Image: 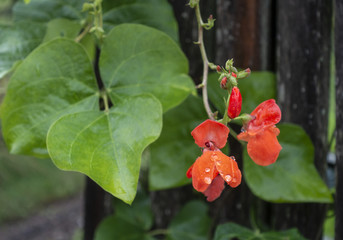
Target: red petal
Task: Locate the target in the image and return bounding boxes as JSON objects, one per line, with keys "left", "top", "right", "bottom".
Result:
{"left": 237, "top": 131, "right": 250, "bottom": 142}
{"left": 214, "top": 151, "right": 242, "bottom": 188}
{"left": 248, "top": 99, "right": 281, "bottom": 133}
{"left": 228, "top": 87, "right": 242, "bottom": 119}
{"left": 203, "top": 175, "right": 225, "bottom": 202}
{"left": 186, "top": 164, "right": 193, "bottom": 178}
{"left": 247, "top": 127, "right": 282, "bottom": 166}
{"left": 191, "top": 151, "right": 218, "bottom": 192}
{"left": 191, "top": 120, "right": 229, "bottom": 149}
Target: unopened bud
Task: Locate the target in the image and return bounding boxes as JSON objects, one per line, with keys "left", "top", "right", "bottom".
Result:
{"left": 216, "top": 65, "right": 221, "bottom": 72}
{"left": 228, "top": 87, "right": 242, "bottom": 119}
{"left": 237, "top": 68, "right": 251, "bottom": 79}
{"left": 231, "top": 72, "right": 237, "bottom": 78}
{"left": 220, "top": 77, "right": 228, "bottom": 89}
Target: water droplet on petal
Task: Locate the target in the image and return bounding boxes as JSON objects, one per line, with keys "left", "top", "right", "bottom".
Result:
{"left": 204, "top": 177, "right": 212, "bottom": 184}
{"left": 205, "top": 168, "right": 210, "bottom": 173}
{"left": 224, "top": 175, "right": 232, "bottom": 182}
{"left": 232, "top": 178, "right": 237, "bottom": 183}
{"left": 230, "top": 156, "right": 236, "bottom": 161}
{"left": 216, "top": 161, "right": 222, "bottom": 166}
{"left": 211, "top": 154, "right": 218, "bottom": 161}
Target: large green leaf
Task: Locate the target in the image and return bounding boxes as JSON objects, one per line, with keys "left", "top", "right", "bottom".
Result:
{"left": 149, "top": 95, "right": 207, "bottom": 190}
{"left": 0, "top": 39, "right": 98, "bottom": 157}
{"left": 103, "top": 0, "right": 178, "bottom": 41}
{"left": 47, "top": 95, "right": 162, "bottom": 203}
{"left": 213, "top": 223, "right": 306, "bottom": 240}
{"left": 100, "top": 24, "right": 195, "bottom": 112}
{"left": 207, "top": 71, "right": 276, "bottom": 115}
{"left": 94, "top": 189, "right": 154, "bottom": 239}
{"left": 94, "top": 216, "right": 154, "bottom": 240}
{"left": 43, "top": 18, "right": 81, "bottom": 42}
{"left": 113, "top": 189, "right": 154, "bottom": 230}
{"left": 244, "top": 123, "right": 333, "bottom": 203}
{"left": 166, "top": 201, "right": 212, "bottom": 240}
{"left": 0, "top": 22, "right": 46, "bottom": 78}
{"left": 13, "top": 0, "right": 84, "bottom": 23}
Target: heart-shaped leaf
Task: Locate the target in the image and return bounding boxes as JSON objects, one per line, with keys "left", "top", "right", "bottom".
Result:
{"left": 213, "top": 223, "right": 306, "bottom": 240}
{"left": 100, "top": 24, "right": 195, "bottom": 112}
{"left": 244, "top": 123, "right": 333, "bottom": 203}
{"left": 166, "top": 200, "right": 212, "bottom": 240}
{"left": 149, "top": 95, "right": 207, "bottom": 190}
{"left": 47, "top": 95, "right": 162, "bottom": 203}
{"left": 103, "top": 0, "right": 178, "bottom": 41}
{"left": 13, "top": 0, "right": 84, "bottom": 23}
{"left": 0, "top": 39, "right": 98, "bottom": 157}
{"left": 0, "top": 22, "right": 46, "bottom": 78}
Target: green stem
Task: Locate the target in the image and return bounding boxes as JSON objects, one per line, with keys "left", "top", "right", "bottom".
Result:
{"left": 194, "top": 2, "right": 214, "bottom": 120}
{"left": 221, "top": 86, "right": 233, "bottom": 125}
{"left": 101, "top": 91, "right": 109, "bottom": 112}
{"left": 75, "top": 23, "right": 92, "bottom": 43}
{"left": 148, "top": 229, "right": 169, "bottom": 236}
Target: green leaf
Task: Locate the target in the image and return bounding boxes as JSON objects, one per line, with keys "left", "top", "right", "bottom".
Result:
{"left": 13, "top": 0, "right": 84, "bottom": 23}
{"left": 47, "top": 94, "right": 162, "bottom": 204}
{"left": 213, "top": 223, "right": 306, "bottom": 240}
{"left": 244, "top": 123, "right": 333, "bottom": 203}
{"left": 0, "top": 22, "right": 46, "bottom": 78}
{"left": 208, "top": 71, "right": 276, "bottom": 115}
{"left": 43, "top": 18, "right": 81, "bottom": 42}
{"left": 0, "top": 39, "right": 98, "bottom": 157}
{"left": 166, "top": 200, "right": 212, "bottom": 240}
{"left": 102, "top": 0, "right": 178, "bottom": 41}
{"left": 94, "top": 216, "right": 155, "bottom": 240}
{"left": 113, "top": 189, "right": 154, "bottom": 230}
{"left": 149, "top": 95, "right": 207, "bottom": 190}
{"left": 100, "top": 24, "right": 195, "bottom": 113}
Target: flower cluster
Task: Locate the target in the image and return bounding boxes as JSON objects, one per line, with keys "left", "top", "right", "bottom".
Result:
{"left": 237, "top": 99, "right": 282, "bottom": 166}
{"left": 186, "top": 120, "right": 241, "bottom": 202}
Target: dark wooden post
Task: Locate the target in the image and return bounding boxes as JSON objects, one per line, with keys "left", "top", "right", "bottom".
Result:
{"left": 213, "top": 0, "right": 276, "bottom": 227}
{"left": 274, "top": 1, "right": 332, "bottom": 239}
{"left": 335, "top": 1, "right": 343, "bottom": 239}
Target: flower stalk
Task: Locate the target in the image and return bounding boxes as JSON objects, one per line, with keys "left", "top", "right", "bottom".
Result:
{"left": 193, "top": 1, "right": 216, "bottom": 120}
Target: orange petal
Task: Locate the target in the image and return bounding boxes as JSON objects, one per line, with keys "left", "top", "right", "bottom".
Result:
{"left": 186, "top": 164, "right": 193, "bottom": 178}
{"left": 247, "top": 127, "right": 282, "bottom": 166}
{"left": 248, "top": 99, "right": 281, "bottom": 133}
{"left": 191, "top": 119, "right": 230, "bottom": 149}
{"left": 237, "top": 131, "right": 250, "bottom": 142}
{"left": 214, "top": 151, "right": 242, "bottom": 188}
{"left": 203, "top": 175, "right": 225, "bottom": 202}
{"left": 192, "top": 151, "right": 218, "bottom": 192}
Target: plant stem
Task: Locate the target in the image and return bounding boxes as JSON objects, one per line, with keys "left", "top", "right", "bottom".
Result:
{"left": 75, "top": 24, "right": 92, "bottom": 43}
{"left": 148, "top": 229, "right": 169, "bottom": 236}
{"left": 194, "top": 3, "right": 214, "bottom": 120}
{"left": 101, "top": 91, "right": 109, "bottom": 112}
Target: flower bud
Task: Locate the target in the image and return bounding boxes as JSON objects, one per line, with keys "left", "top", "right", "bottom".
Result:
{"left": 228, "top": 87, "right": 242, "bottom": 119}
{"left": 237, "top": 68, "right": 251, "bottom": 79}
{"left": 216, "top": 65, "right": 221, "bottom": 72}
{"left": 220, "top": 77, "right": 228, "bottom": 89}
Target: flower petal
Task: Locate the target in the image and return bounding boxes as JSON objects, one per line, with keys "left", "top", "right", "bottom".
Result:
{"left": 248, "top": 99, "right": 281, "bottom": 133}
{"left": 203, "top": 175, "right": 225, "bottom": 202}
{"left": 191, "top": 151, "right": 218, "bottom": 192}
{"left": 247, "top": 126, "right": 282, "bottom": 166}
{"left": 214, "top": 151, "right": 242, "bottom": 188}
{"left": 191, "top": 119, "right": 229, "bottom": 149}
{"left": 186, "top": 163, "right": 193, "bottom": 178}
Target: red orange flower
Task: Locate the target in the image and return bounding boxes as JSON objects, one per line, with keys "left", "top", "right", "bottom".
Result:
{"left": 237, "top": 99, "right": 282, "bottom": 166}
{"left": 187, "top": 120, "right": 241, "bottom": 202}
